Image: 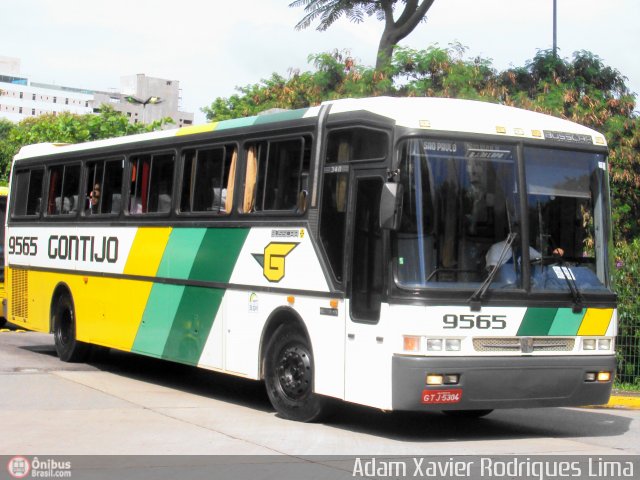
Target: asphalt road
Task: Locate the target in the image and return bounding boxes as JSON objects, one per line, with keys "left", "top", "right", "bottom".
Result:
{"left": 1, "top": 327, "right": 639, "bottom": 457}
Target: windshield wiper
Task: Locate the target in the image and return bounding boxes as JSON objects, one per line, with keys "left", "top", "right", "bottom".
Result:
{"left": 542, "top": 237, "right": 584, "bottom": 313}
{"left": 469, "top": 232, "right": 517, "bottom": 311}
{"left": 553, "top": 256, "right": 584, "bottom": 313}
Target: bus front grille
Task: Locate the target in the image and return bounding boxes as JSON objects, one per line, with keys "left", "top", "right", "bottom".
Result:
{"left": 11, "top": 269, "right": 29, "bottom": 319}
{"left": 473, "top": 337, "right": 576, "bottom": 353}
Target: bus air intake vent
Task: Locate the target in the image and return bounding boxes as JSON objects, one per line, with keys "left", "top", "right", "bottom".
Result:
{"left": 473, "top": 337, "right": 575, "bottom": 352}
{"left": 11, "top": 269, "right": 29, "bottom": 320}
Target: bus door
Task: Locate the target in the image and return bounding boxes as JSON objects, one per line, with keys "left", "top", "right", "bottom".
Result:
{"left": 343, "top": 169, "right": 391, "bottom": 407}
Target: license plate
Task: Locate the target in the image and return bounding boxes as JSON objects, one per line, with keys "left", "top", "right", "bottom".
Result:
{"left": 421, "top": 388, "right": 463, "bottom": 404}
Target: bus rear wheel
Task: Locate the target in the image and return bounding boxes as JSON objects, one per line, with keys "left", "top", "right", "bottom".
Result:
{"left": 53, "top": 294, "right": 90, "bottom": 363}
{"left": 264, "top": 325, "right": 328, "bottom": 422}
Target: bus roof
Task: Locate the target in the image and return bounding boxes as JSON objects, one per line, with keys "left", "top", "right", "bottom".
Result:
{"left": 14, "top": 97, "right": 606, "bottom": 161}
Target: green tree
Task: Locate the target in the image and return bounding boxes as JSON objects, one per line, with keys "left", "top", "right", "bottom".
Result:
{"left": 0, "top": 105, "right": 170, "bottom": 181}
{"left": 202, "top": 45, "right": 639, "bottom": 241}
{"left": 289, "top": 0, "right": 436, "bottom": 70}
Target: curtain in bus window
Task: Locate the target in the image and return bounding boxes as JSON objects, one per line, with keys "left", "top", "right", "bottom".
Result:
{"left": 243, "top": 145, "right": 257, "bottom": 213}
{"left": 141, "top": 159, "right": 150, "bottom": 212}
{"left": 225, "top": 148, "right": 237, "bottom": 213}
{"left": 47, "top": 167, "right": 62, "bottom": 215}
{"left": 336, "top": 140, "right": 349, "bottom": 213}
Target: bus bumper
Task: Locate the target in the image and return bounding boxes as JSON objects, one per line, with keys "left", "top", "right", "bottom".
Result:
{"left": 392, "top": 354, "right": 616, "bottom": 411}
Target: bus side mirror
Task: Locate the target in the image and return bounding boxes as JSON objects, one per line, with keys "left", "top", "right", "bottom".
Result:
{"left": 379, "top": 182, "right": 403, "bottom": 230}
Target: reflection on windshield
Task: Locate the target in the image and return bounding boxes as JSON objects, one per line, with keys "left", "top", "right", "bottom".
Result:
{"left": 395, "top": 139, "right": 519, "bottom": 289}
{"left": 393, "top": 140, "right": 611, "bottom": 295}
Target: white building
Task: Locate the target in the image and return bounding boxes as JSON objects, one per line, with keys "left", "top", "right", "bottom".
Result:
{"left": 0, "top": 56, "right": 193, "bottom": 127}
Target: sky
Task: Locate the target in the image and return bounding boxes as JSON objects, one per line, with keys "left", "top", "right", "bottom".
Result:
{"left": 1, "top": 0, "right": 639, "bottom": 124}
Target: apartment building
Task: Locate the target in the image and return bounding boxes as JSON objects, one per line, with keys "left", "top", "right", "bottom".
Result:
{"left": 0, "top": 56, "right": 193, "bottom": 127}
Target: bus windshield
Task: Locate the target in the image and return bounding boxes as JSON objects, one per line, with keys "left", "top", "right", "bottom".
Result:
{"left": 525, "top": 147, "right": 610, "bottom": 293}
{"left": 393, "top": 139, "right": 611, "bottom": 295}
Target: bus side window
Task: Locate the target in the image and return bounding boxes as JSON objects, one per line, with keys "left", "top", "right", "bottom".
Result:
{"left": 12, "top": 169, "right": 44, "bottom": 217}
{"left": 46, "top": 165, "right": 80, "bottom": 216}
{"left": 244, "top": 135, "right": 311, "bottom": 214}
{"left": 129, "top": 153, "right": 174, "bottom": 214}
{"left": 325, "top": 127, "right": 388, "bottom": 163}
{"left": 86, "top": 159, "right": 123, "bottom": 215}
{"left": 180, "top": 145, "right": 236, "bottom": 215}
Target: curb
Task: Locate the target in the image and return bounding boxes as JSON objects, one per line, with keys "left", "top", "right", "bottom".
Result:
{"left": 603, "top": 395, "right": 640, "bottom": 410}
{"left": 584, "top": 395, "right": 640, "bottom": 410}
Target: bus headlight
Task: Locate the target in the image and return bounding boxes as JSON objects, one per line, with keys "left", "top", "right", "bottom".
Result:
{"left": 582, "top": 338, "right": 613, "bottom": 351}
{"left": 598, "top": 339, "right": 612, "bottom": 351}
{"left": 445, "top": 339, "right": 461, "bottom": 351}
{"left": 426, "top": 339, "right": 442, "bottom": 351}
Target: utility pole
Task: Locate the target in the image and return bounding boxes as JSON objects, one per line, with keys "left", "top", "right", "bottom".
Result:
{"left": 553, "top": 0, "right": 558, "bottom": 57}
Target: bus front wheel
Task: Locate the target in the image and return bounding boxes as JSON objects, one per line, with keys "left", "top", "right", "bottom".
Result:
{"left": 264, "top": 325, "right": 328, "bottom": 422}
{"left": 53, "top": 294, "right": 90, "bottom": 363}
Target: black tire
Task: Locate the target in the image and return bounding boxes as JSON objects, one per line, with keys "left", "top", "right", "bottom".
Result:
{"left": 53, "top": 294, "right": 90, "bottom": 362}
{"left": 264, "top": 325, "right": 328, "bottom": 422}
{"left": 0, "top": 317, "right": 6, "bottom": 328}
{"left": 442, "top": 409, "right": 494, "bottom": 418}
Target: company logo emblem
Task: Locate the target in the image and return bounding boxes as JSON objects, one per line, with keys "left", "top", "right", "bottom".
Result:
{"left": 252, "top": 242, "right": 298, "bottom": 282}
{"left": 521, "top": 337, "right": 534, "bottom": 354}
{"left": 7, "top": 457, "right": 30, "bottom": 479}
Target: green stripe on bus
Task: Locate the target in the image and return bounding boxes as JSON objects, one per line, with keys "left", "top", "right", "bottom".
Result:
{"left": 215, "top": 116, "right": 260, "bottom": 131}
{"left": 188, "top": 228, "right": 250, "bottom": 282}
{"left": 134, "top": 227, "right": 249, "bottom": 364}
{"left": 156, "top": 228, "right": 207, "bottom": 279}
{"left": 161, "top": 286, "right": 224, "bottom": 365}
{"left": 517, "top": 308, "right": 558, "bottom": 336}
{"left": 132, "top": 284, "right": 185, "bottom": 357}
{"left": 548, "top": 308, "right": 586, "bottom": 336}
{"left": 160, "top": 228, "right": 249, "bottom": 364}
{"left": 253, "top": 109, "right": 309, "bottom": 125}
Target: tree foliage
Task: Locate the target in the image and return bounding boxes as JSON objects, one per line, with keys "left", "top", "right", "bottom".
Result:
{"left": 0, "top": 105, "right": 170, "bottom": 182}
{"left": 613, "top": 239, "right": 640, "bottom": 386}
{"left": 289, "top": 0, "right": 436, "bottom": 70}
{"left": 203, "top": 45, "right": 640, "bottom": 241}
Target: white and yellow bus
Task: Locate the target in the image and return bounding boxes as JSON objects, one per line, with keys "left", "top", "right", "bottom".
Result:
{"left": 5, "top": 97, "right": 616, "bottom": 421}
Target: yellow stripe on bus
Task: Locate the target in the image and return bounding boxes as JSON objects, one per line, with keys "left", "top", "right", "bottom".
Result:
{"left": 77, "top": 276, "right": 155, "bottom": 351}
{"left": 176, "top": 123, "right": 218, "bottom": 136}
{"left": 124, "top": 227, "right": 172, "bottom": 277}
{"left": 577, "top": 308, "right": 614, "bottom": 336}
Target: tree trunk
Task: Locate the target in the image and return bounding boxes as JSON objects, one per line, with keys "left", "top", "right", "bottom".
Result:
{"left": 375, "top": 0, "right": 436, "bottom": 71}
{"left": 376, "top": 30, "right": 400, "bottom": 71}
